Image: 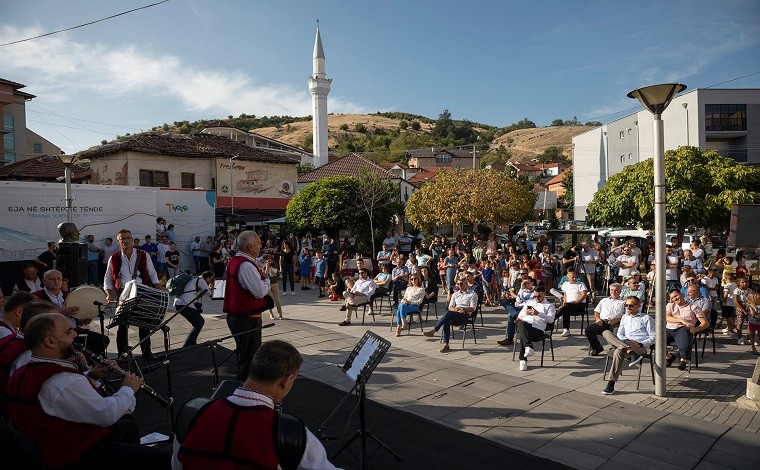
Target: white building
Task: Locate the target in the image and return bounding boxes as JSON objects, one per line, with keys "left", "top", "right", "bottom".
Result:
{"left": 573, "top": 88, "right": 760, "bottom": 219}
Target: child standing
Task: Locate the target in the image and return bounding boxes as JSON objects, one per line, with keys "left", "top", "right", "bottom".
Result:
{"left": 746, "top": 292, "right": 760, "bottom": 354}
{"left": 721, "top": 273, "right": 738, "bottom": 339}
{"left": 733, "top": 277, "right": 753, "bottom": 345}
{"left": 314, "top": 251, "right": 327, "bottom": 298}
{"left": 299, "top": 248, "right": 312, "bottom": 290}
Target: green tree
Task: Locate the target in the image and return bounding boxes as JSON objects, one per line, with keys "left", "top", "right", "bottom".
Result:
{"left": 551, "top": 119, "right": 565, "bottom": 127}
{"left": 354, "top": 123, "right": 367, "bottom": 133}
{"left": 586, "top": 147, "right": 760, "bottom": 239}
{"left": 399, "top": 120, "right": 408, "bottom": 130}
{"left": 535, "top": 146, "right": 570, "bottom": 164}
{"left": 405, "top": 169, "right": 536, "bottom": 230}
{"left": 410, "top": 121, "right": 421, "bottom": 131}
{"left": 433, "top": 109, "right": 453, "bottom": 138}
{"left": 558, "top": 169, "right": 574, "bottom": 218}
{"left": 339, "top": 123, "right": 349, "bottom": 131}
{"left": 297, "top": 163, "right": 314, "bottom": 176}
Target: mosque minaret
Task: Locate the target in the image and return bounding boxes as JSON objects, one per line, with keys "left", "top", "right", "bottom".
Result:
{"left": 308, "top": 23, "right": 331, "bottom": 168}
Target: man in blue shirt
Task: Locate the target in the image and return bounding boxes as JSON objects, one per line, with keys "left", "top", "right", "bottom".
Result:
{"left": 85, "top": 234, "right": 102, "bottom": 285}
{"left": 141, "top": 235, "right": 159, "bottom": 266}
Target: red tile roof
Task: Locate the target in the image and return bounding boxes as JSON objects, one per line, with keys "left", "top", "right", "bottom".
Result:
{"left": 0, "top": 155, "right": 90, "bottom": 182}
{"left": 407, "top": 167, "right": 442, "bottom": 184}
{"left": 297, "top": 153, "right": 396, "bottom": 183}
{"left": 546, "top": 168, "right": 571, "bottom": 186}
{"left": 78, "top": 132, "right": 300, "bottom": 164}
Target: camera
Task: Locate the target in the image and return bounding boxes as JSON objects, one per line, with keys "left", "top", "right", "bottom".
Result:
{"left": 194, "top": 302, "right": 203, "bottom": 313}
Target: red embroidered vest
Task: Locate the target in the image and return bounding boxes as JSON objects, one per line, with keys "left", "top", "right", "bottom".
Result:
{"left": 109, "top": 249, "right": 152, "bottom": 290}
{"left": 223, "top": 256, "right": 268, "bottom": 317}
{"left": 178, "top": 399, "right": 279, "bottom": 469}
{"left": 7, "top": 361, "right": 111, "bottom": 468}
{"left": 0, "top": 334, "right": 27, "bottom": 394}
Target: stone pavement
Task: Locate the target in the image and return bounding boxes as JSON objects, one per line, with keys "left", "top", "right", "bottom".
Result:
{"left": 112, "top": 287, "right": 760, "bottom": 469}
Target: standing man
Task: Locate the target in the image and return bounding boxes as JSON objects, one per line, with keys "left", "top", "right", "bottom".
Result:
{"left": 141, "top": 235, "right": 159, "bottom": 267}
{"left": 104, "top": 229, "right": 161, "bottom": 360}
{"left": 156, "top": 236, "right": 170, "bottom": 275}
{"left": 101, "top": 237, "right": 119, "bottom": 283}
{"left": 34, "top": 242, "right": 58, "bottom": 273}
{"left": 223, "top": 231, "right": 272, "bottom": 381}
{"left": 189, "top": 236, "right": 202, "bottom": 274}
{"left": 85, "top": 234, "right": 102, "bottom": 286}
{"left": 198, "top": 236, "right": 214, "bottom": 273}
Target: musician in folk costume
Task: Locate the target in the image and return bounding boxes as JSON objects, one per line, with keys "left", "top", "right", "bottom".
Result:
{"left": 104, "top": 229, "right": 161, "bottom": 360}
{"left": 6, "top": 312, "right": 170, "bottom": 469}
{"left": 34, "top": 269, "right": 110, "bottom": 355}
{"left": 223, "top": 230, "right": 273, "bottom": 381}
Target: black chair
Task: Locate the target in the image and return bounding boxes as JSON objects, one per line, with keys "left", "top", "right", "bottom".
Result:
{"left": 0, "top": 422, "right": 48, "bottom": 469}
{"left": 421, "top": 287, "right": 439, "bottom": 321}
{"left": 358, "top": 301, "right": 375, "bottom": 325}
{"left": 695, "top": 309, "right": 719, "bottom": 358}
{"left": 389, "top": 304, "right": 423, "bottom": 334}
{"left": 511, "top": 316, "right": 559, "bottom": 367}
{"left": 602, "top": 345, "right": 655, "bottom": 390}
{"left": 449, "top": 309, "right": 478, "bottom": 348}
{"left": 374, "top": 287, "right": 393, "bottom": 315}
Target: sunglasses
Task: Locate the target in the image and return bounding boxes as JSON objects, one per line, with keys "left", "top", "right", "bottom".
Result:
{"left": 624, "top": 304, "right": 639, "bottom": 308}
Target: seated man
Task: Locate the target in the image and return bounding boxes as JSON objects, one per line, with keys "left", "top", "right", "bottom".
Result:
{"left": 7, "top": 313, "right": 170, "bottom": 468}
{"left": 621, "top": 275, "right": 646, "bottom": 302}
{"left": 497, "top": 274, "right": 535, "bottom": 347}
{"left": 558, "top": 267, "right": 588, "bottom": 337}
{"left": 601, "top": 296, "right": 655, "bottom": 394}
{"left": 585, "top": 283, "right": 625, "bottom": 355}
{"left": 390, "top": 256, "right": 409, "bottom": 307}
{"left": 372, "top": 264, "right": 392, "bottom": 297}
{"left": 0, "top": 292, "right": 36, "bottom": 339}
{"left": 515, "top": 286, "right": 556, "bottom": 371}
{"left": 666, "top": 289, "right": 709, "bottom": 370}
{"left": 173, "top": 340, "right": 339, "bottom": 470}
{"left": 34, "top": 269, "right": 110, "bottom": 355}
{"left": 423, "top": 278, "right": 477, "bottom": 353}
{"left": 338, "top": 269, "right": 376, "bottom": 326}
{"left": 12, "top": 264, "right": 42, "bottom": 293}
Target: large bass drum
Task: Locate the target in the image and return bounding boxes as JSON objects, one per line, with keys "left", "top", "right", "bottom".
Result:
{"left": 116, "top": 281, "right": 168, "bottom": 330}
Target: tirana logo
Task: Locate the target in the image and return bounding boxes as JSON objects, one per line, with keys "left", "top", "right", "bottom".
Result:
{"left": 165, "top": 203, "right": 189, "bottom": 212}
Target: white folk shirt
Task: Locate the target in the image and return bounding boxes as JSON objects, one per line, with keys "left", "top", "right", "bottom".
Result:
{"left": 561, "top": 280, "right": 587, "bottom": 303}
{"left": 594, "top": 297, "right": 625, "bottom": 321}
{"left": 171, "top": 388, "right": 340, "bottom": 470}
{"left": 517, "top": 299, "right": 556, "bottom": 331}
{"left": 13, "top": 278, "right": 42, "bottom": 293}
{"left": 236, "top": 253, "right": 271, "bottom": 298}
{"left": 32, "top": 356, "right": 136, "bottom": 427}
{"left": 173, "top": 277, "right": 212, "bottom": 307}
{"left": 103, "top": 250, "right": 159, "bottom": 291}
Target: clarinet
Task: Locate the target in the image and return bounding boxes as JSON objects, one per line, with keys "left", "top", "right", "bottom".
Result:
{"left": 72, "top": 343, "right": 174, "bottom": 409}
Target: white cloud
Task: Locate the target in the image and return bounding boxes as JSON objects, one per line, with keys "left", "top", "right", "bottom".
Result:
{"left": 0, "top": 25, "right": 366, "bottom": 117}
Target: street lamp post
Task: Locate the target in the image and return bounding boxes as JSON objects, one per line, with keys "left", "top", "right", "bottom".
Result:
{"left": 627, "top": 83, "right": 686, "bottom": 398}
{"left": 229, "top": 155, "right": 239, "bottom": 216}
{"left": 57, "top": 154, "right": 78, "bottom": 223}
{"left": 472, "top": 136, "right": 480, "bottom": 169}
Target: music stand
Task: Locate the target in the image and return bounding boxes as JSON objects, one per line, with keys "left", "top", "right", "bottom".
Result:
{"left": 330, "top": 331, "right": 400, "bottom": 469}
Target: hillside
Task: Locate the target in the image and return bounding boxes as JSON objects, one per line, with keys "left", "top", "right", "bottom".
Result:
{"left": 492, "top": 125, "right": 594, "bottom": 160}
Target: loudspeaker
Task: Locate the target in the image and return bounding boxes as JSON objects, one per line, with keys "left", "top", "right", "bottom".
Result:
{"left": 56, "top": 243, "right": 87, "bottom": 288}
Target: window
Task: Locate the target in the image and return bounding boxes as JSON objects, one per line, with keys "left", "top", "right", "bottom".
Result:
{"left": 628, "top": 128, "right": 632, "bottom": 135}
{"left": 628, "top": 153, "right": 633, "bottom": 160}
{"left": 139, "top": 169, "right": 169, "bottom": 187}
{"left": 435, "top": 154, "right": 452, "bottom": 164}
{"left": 33, "top": 143, "right": 42, "bottom": 153}
{"left": 705, "top": 104, "right": 746, "bottom": 131}
{"left": 620, "top": 155, "right": 625, "bottom": 163}
{"left": 619, "top": 131, "right": 624, "bottom": 139}
{"left": 181, "top": 172, "right": 195, "bottom": 188}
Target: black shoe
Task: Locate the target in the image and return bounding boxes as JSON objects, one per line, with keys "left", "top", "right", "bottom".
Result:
{"left": 339, "top": 306, "right": 347, "bottom": 311}
{"left": 677, "top": 360, "right": 687, "bottom": 371}
{"left": 666, "top": 355, "right": 677, "bottom": 367}
{"left": 590, "top": 347, "right": 604, "bottom": 356}
{"left": 318, "top": 293, "right": 325, "bottom": 298}
{"left": 602, "top": 381, "right": 615, "bottom": 395}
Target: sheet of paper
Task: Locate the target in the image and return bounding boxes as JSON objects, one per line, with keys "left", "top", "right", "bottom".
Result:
{"left": 346, "top": 337, "right": 379, "bottom": 382}
{"left": 212, "top": 280, "right": 226, "bottom": 299}
{"left": 140, "top": 432, "right": 170, "bottom": 445}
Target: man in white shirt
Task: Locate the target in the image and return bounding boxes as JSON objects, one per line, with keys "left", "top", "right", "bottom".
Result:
{"left": 615, "top": 246, "right": 638, "bottom": 283}
{"left": 338, "top": 269, "right": 377, "bottom": 326}
{"left": 173, "top": 271, "right": 215, "bottom": 347}
{"left": 103, "top": 229, "right": 161, "bottom": 359}
{"left": 558, "top": 267, "right": 588, "bottom": 337}
{"left": 580, "top": 241, "right": 599, "bottom": 295}
{"left": 585, "top": 283, "right": 625, "bottom": 355}
{"left": 515, "top": 286, "right": 556, "bottom": 371}
{"left": 189, "top": 236, "right": 202, "bottom": 274}
{"left": 156, "top": 236, "right": 171, "bottom": 275}
{"left": 424, "top": 279, "right": 478, "bottom": 352}
{"left": 7, "top": 313, "right": 169, "bottom": 468}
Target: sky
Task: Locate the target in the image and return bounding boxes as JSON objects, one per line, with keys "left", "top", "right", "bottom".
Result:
{"left": 1, "top": 0, "right": 759, "bottom": 154}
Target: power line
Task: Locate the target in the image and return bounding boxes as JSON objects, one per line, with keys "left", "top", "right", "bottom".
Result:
{"left": 27, "top": 104, "right": 143, "bottom": 131}
{"left": 0, "top": 0, "right": 171, "bottom": 47}
{"left": 27, "top": 109, "right": 80, "bottom": 148}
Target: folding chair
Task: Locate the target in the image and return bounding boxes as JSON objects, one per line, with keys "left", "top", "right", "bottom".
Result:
{"left": 602, "top": 345, "right": 655, "bottom": 390}
{"left": 422, "top": 294, "right": 439, "bottom": 321}
{"left": 389, "top": 304, "right": 423, "bottom": 334}
{"left": 455, "top": 309, "right": 479, "bottom": 348}
{"left": 511, "top": 316, "right": 559, "bottom": 367}
{"left": 695, "top": 309, "right": 719, "bottom": 358}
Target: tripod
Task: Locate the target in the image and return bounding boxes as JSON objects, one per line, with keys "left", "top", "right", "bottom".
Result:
{"left": 331, "top": 374, "right": 401, "bottom": 469}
